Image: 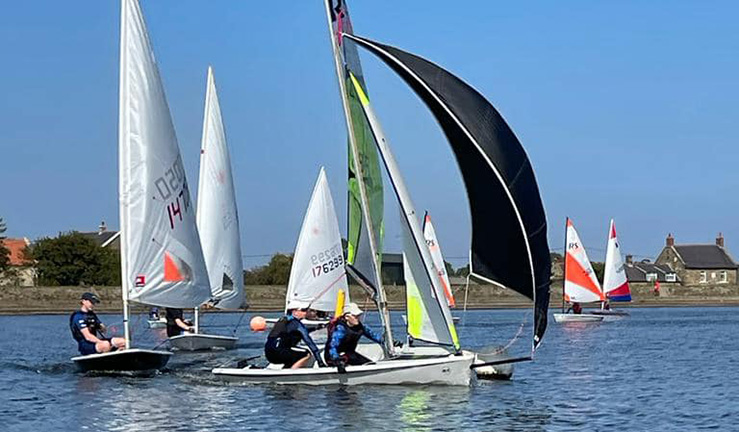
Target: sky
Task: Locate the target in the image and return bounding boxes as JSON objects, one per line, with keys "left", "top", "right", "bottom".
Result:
{"left": 1, "top": 1, "right": 737, "bottom": 269}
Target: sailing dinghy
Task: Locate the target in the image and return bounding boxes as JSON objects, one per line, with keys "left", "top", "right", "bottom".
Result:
{"left": 590, "top": 219, "right": 631, "bottom": 320}
{"left": 553, "top": 219, "right": 605, "bottom": 323}
{"left": 73, "top": 0, "right": 212, "bottom": 371}
{"left": 169, "top": 67, "right": 243, "bottom": 351}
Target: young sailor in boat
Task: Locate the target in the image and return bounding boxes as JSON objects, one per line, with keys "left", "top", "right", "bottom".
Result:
{"left": 69, "top": 292, "right": 125, "bottom": 355}
{"left": 265, "top": 307, "right": 326, "bottom": 369}
{"left": 566, "top": 302, "right": 583, "bottom": 314}
{"left": 165, "top": 308, "right": 194, "bottom": 338}
{"left": 324, "top": 303, "right": 395, "bottom": 373}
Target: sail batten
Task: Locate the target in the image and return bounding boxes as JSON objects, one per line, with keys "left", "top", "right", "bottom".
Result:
{"left": 196, "top": 66, "right": 245, "bottom": 310}
{"left": 342, "top": 33, "right": 551, "bottom": 348}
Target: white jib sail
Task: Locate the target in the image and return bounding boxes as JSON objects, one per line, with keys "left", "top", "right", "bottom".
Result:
{"left": 119, "top": 0, "right": 211, "bottom": 308}
{"left": 423, "top": 213, "right": 455, "bottom": 308}
{"left": 603, "top": 219, "right": 629, "bottom": 297}
{"left": 564, "top": 219, "right": 604, "bottom": 304}
{"left": 285, "top": 167, "right": 349, "bottom": 313}
{"left": 196, "top": 66, "right": 245, "bottom": 310}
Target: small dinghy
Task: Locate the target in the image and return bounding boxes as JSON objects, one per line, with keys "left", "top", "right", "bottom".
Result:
{"left": 72, "top": 349, "right": 172, "bottom": 373}
{"left": 591, "top": 219, "right": 633, "bottom": 320}
{"left": 147, "top": 317, "right": 167, "bottom": 329}
{"left": 553, "top": 313, "right": 604, "bottom": 323}
{"left": 168, "top": 333, "right": 238, "bottom": 351}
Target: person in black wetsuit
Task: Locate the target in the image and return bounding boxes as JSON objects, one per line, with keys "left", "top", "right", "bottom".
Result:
{"left": 69, "top": 292, "right": 125, "bottom": 355}
{"left": 324, "top": 302, "right": 395, "bottom": 374}
{"left": 165, "top": 308, "right": 194, "bottom": 338}
{"left": 265, "top": 308, "right": 326, "bottom": 369}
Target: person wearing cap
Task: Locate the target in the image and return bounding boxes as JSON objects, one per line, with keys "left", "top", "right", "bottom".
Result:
{"left": 264, "top": 307, "right": 327, "bottom": 369}
{"left": 69, "top": 292, "right": 125, "bottom": 355}
{"left": 324, "top": 302, "right": 393, "bottom": 373}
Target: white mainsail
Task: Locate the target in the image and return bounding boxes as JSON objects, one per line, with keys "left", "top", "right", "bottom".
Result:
{"left": 423, "top": 213, "right": 455, "bottom": 308}
{"left": 564, "top": 219, "right": 604, "bottom": 304}
{"left": 285, "top": 168, "right": 349, "bottom": 313}
{"left": 196, "top": 66, "right": 245, "bottom": 310}
{"left": 603, "top": 219, "right": 632, "bottom": 301}
{"left": 119, "top": 0, "right": 210, "bottom": 309}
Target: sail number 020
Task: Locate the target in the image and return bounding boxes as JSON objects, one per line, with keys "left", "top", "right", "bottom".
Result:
{"left": 153, "top": 157, "right": 192, "bottom": 230}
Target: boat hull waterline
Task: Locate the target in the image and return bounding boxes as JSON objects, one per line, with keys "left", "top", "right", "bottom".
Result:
{"left": 213, "top": 352, "right": 475, "bottom": 386}
{"left": 553, "top": 313, "right": 604, "bottom": 323}
{"left": 71, "top": 348, "right": 172, "bottom": 372}
{"left": 168, "top": 333, "right": 238, "bottom": 351}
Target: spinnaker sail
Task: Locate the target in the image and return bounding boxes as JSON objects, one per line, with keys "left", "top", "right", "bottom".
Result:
{"left": 285, "top": 168, "right": 349, "bottom": 313}
{"left": 423, "top": 213, "right": 455, "bottom": 308}
{"left": 196, "top": 66, "right": 245, "bottom": 310}
{"left": 564, "top": 218, "right": 605, "bottom": 304}
{"left": 119, "top": 0, "right": 210, "bottom": 309}
{"left": 603, "top": 219, "right": 632, "bottom": 302}
{"left": 342, "top": 34, "right": 551, "bottom": 349}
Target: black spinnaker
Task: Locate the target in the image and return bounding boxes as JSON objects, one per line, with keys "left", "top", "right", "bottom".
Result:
{"left": 343, "top": 34, "right": 551, "bottom": 349}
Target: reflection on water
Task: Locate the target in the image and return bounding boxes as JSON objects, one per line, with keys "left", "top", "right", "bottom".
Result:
{"left": 398, "top": 391, "right": 430, "bottom": 432}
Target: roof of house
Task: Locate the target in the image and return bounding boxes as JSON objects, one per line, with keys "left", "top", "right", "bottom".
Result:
{"left": 80, "top": 230, "right": 119, "bottom": 248}
{"left": 1, "top": 238, "right": 30, "bottom": 266}
{"left": 672, "top": 245, "right": 738, "bottom": 269}
{"left": 625, "top": 261, "right": 679, "bottom": 283}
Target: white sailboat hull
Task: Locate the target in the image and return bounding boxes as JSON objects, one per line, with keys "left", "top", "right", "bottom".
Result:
{"left": 168, "top": 333, "right": 238, "bottom": 351}
{"left": 71, "top": 348, "right": 172, "bottom": 372}
{"left": 147, "top": 318, "right": 167, "bottom": 329}
{"left": 212, "top": 351, "right": 475, "bottom": 386}
{"left": 589, "top": 309, "right": 630, "bottom": 321}
{"left": 553, "top": 313, "right": 604, "bottom": 323}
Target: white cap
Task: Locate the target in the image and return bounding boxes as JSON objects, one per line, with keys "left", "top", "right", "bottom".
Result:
{"left": 343, "top": 302, "right": 363, "bottom": 316}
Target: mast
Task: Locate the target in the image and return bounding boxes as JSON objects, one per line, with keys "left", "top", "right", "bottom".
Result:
{"left": 118, "top": 0, "right": 131, "bottom": 349}
{"left": 323, "top": 1, "right": 394, "bottom": 356}
{"left": 562, "top": 218, "right": 567, "bottom": 314}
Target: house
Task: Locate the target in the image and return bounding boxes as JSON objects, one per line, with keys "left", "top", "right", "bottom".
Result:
{"left": 0, "top": 237, "right": 35, "bottom": 287}
{"left": 624, "top": 255, "right": 679, "bottom": 284}
{"left": 655, "top": 233, "right": 738, "bottom": 285}
{"left": 80, "top": 221, "right": 120, "bottom": 249}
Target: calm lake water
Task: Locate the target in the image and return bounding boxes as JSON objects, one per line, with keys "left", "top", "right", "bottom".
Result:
{"left": 1, "top": 307, "right": 737, "bottom": 431}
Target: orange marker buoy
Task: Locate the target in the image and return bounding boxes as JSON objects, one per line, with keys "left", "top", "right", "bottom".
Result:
{"left": 250, "top": 316, "right": 267, "bottom": 332}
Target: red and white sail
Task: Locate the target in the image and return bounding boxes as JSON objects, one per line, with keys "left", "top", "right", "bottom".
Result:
{"left": 564, "top": 219, "right": 605, "bottom": 304}
{"left": 423, "top": 213, "right": 455, "bottom": 307}
{"left": 603, "top": 219, "right": 632, "bottom": 302}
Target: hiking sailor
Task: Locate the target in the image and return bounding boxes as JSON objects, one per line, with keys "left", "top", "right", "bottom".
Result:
{"left": 325, "top": 302, "right": 397, "bottom": 374}
{"left": 265, "top": 307, "right": 326, "bottom": 369}
{"left": 70, "top": 292, "right": 125, "bottom": 355}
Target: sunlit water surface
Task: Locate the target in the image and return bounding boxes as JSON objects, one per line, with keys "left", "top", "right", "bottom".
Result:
{"left": 1, "top": 307, "right": 737, "bottom": 431}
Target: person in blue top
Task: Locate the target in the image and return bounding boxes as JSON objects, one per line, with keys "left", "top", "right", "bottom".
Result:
{"left": 324, "top": 302, "right": 390, "bottom": 374}
{"left": 69, "top": 292, "right": 125, "bottom": 355}
{"left": 264, "top": 307, "right": 326, "bottom": 369}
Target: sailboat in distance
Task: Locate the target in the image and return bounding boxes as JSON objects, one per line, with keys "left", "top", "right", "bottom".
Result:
{"left": 553, "top": 218, "right": 605, "bottom": 323}
{"left": 591, "top": 219, "right": 631, "bottom": 319}
{"left": 72, "top": 0, "right": 211, "bottom": 371}
{"left": 169, "top": 66, "right": 243, "bottom": 351}
{"left": 423, "top": 213, "right": 455, "bottom": 308}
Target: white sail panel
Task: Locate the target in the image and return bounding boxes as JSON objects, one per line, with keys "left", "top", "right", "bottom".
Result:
{"left": 564, "top": 219, "right": 604, "bottom": 304}
{"left": 196, "top": 67, "right": 245, "bottom": 310}
{"left": 285, "top": 168, "right": 349, "bottom": 312}
{"left": 119, "top": 0, "right": 210, "bottom": 308}
{"left": 423, "top": 213, "right": 455, "bottom": 308}
{"left": 603, "top": 219, "right": 632, "bottom": 301}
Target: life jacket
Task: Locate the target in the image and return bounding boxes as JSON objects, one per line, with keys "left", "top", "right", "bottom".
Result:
{"left": 324, "top": 318, "right": 364, "bottom": 360}
{"left": 69, "top": 310, "right": 100, "bottom": 342}
{"left": 266, "top": 316, "right": 301, "bottom": 349}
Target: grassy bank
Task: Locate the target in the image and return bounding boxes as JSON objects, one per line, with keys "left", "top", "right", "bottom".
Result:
{"left": 1, "top": 282, "right": 738, "bottom": 315}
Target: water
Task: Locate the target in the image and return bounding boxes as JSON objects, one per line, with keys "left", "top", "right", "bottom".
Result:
{"left": 1, "top": 307, "right": 737, "bottom": 431}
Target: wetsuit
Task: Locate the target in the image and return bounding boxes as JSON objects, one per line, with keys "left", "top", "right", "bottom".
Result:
{"left": 265, "top": 315, "right": 326, "bottom": 368}
{"left": 70, "top": 310, "right": 104, "bottom": 355}
{"left": 324, "top": 319, "right": 383, "bottom": 366}
{"left": 166, "top": 308, "right": 186, "bottom": 337}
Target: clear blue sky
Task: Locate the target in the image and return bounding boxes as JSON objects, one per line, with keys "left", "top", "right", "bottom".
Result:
{"left": 1, "top": 1, "right": 737, "bottom": 268}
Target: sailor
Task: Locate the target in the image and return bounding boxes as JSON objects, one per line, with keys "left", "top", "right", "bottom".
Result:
{"left": 69, "top": 292, "right": 125, "bottom": 355}
{"left": 165, "top": 308, "right": 194, "bottom": 338}
{"left": 264, "top": 307, "right": 326, "bottom": 369}
{"left": 324, "top": 302, "right": 393, "bottom": 374}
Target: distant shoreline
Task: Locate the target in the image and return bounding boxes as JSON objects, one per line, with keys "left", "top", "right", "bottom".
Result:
{"left": 1, "top": 284, "right": 738, "bottom": 315}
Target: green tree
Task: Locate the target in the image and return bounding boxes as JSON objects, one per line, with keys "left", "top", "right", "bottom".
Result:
{"left": 591, "top": 261, "right": 605, "bottom": 284}
{"left": 454, "top": 263, "right": 470, "bottom": 277}
{"left": 0, "top": 217, "right": 10, "bottom": 274}
{"left": 29, "top": 232, "right": 120, "bottom": 286}
{"left": 244, "top": 253, "right": 293, "bottom": 285}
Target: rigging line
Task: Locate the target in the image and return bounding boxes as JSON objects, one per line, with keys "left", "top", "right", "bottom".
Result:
{"left": 306, "top": 270, "right": 348, "bottom": 309}
{"left": 486, "top": 311, "right": 530, "bottom": 356}
{"left": 232, "top": 309, "right": 249, "bottom": 336}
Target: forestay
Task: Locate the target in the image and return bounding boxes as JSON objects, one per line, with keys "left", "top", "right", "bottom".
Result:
{"left": 603, "top": 219, "right": 632, "bottom": 302}
{"left": 285, "top": 168, "right": 349, "bottom": 313}
{"left": 196, "top": 66, "right": 245, "bottom": 310}
{"left": 423, "top": 213, "right": 455, "bottom": 307}
{"left": 119, "top": 0, "right": 210, "bottom": 308}
{"left": 564, "top": 219, "right": 605, "bottom": 304}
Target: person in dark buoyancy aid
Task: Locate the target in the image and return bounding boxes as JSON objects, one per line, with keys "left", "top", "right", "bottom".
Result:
{"left": 69, "top": 292, "right": 126, "bottom": 355}
{"left": 324, "top": 303, "right": 392, "bottom": 373}
{"left": 265, "top": 308, "right": 327, "bottom": 369}
{"left": 165, "top": 308, "right": 194, "bottom": 338}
